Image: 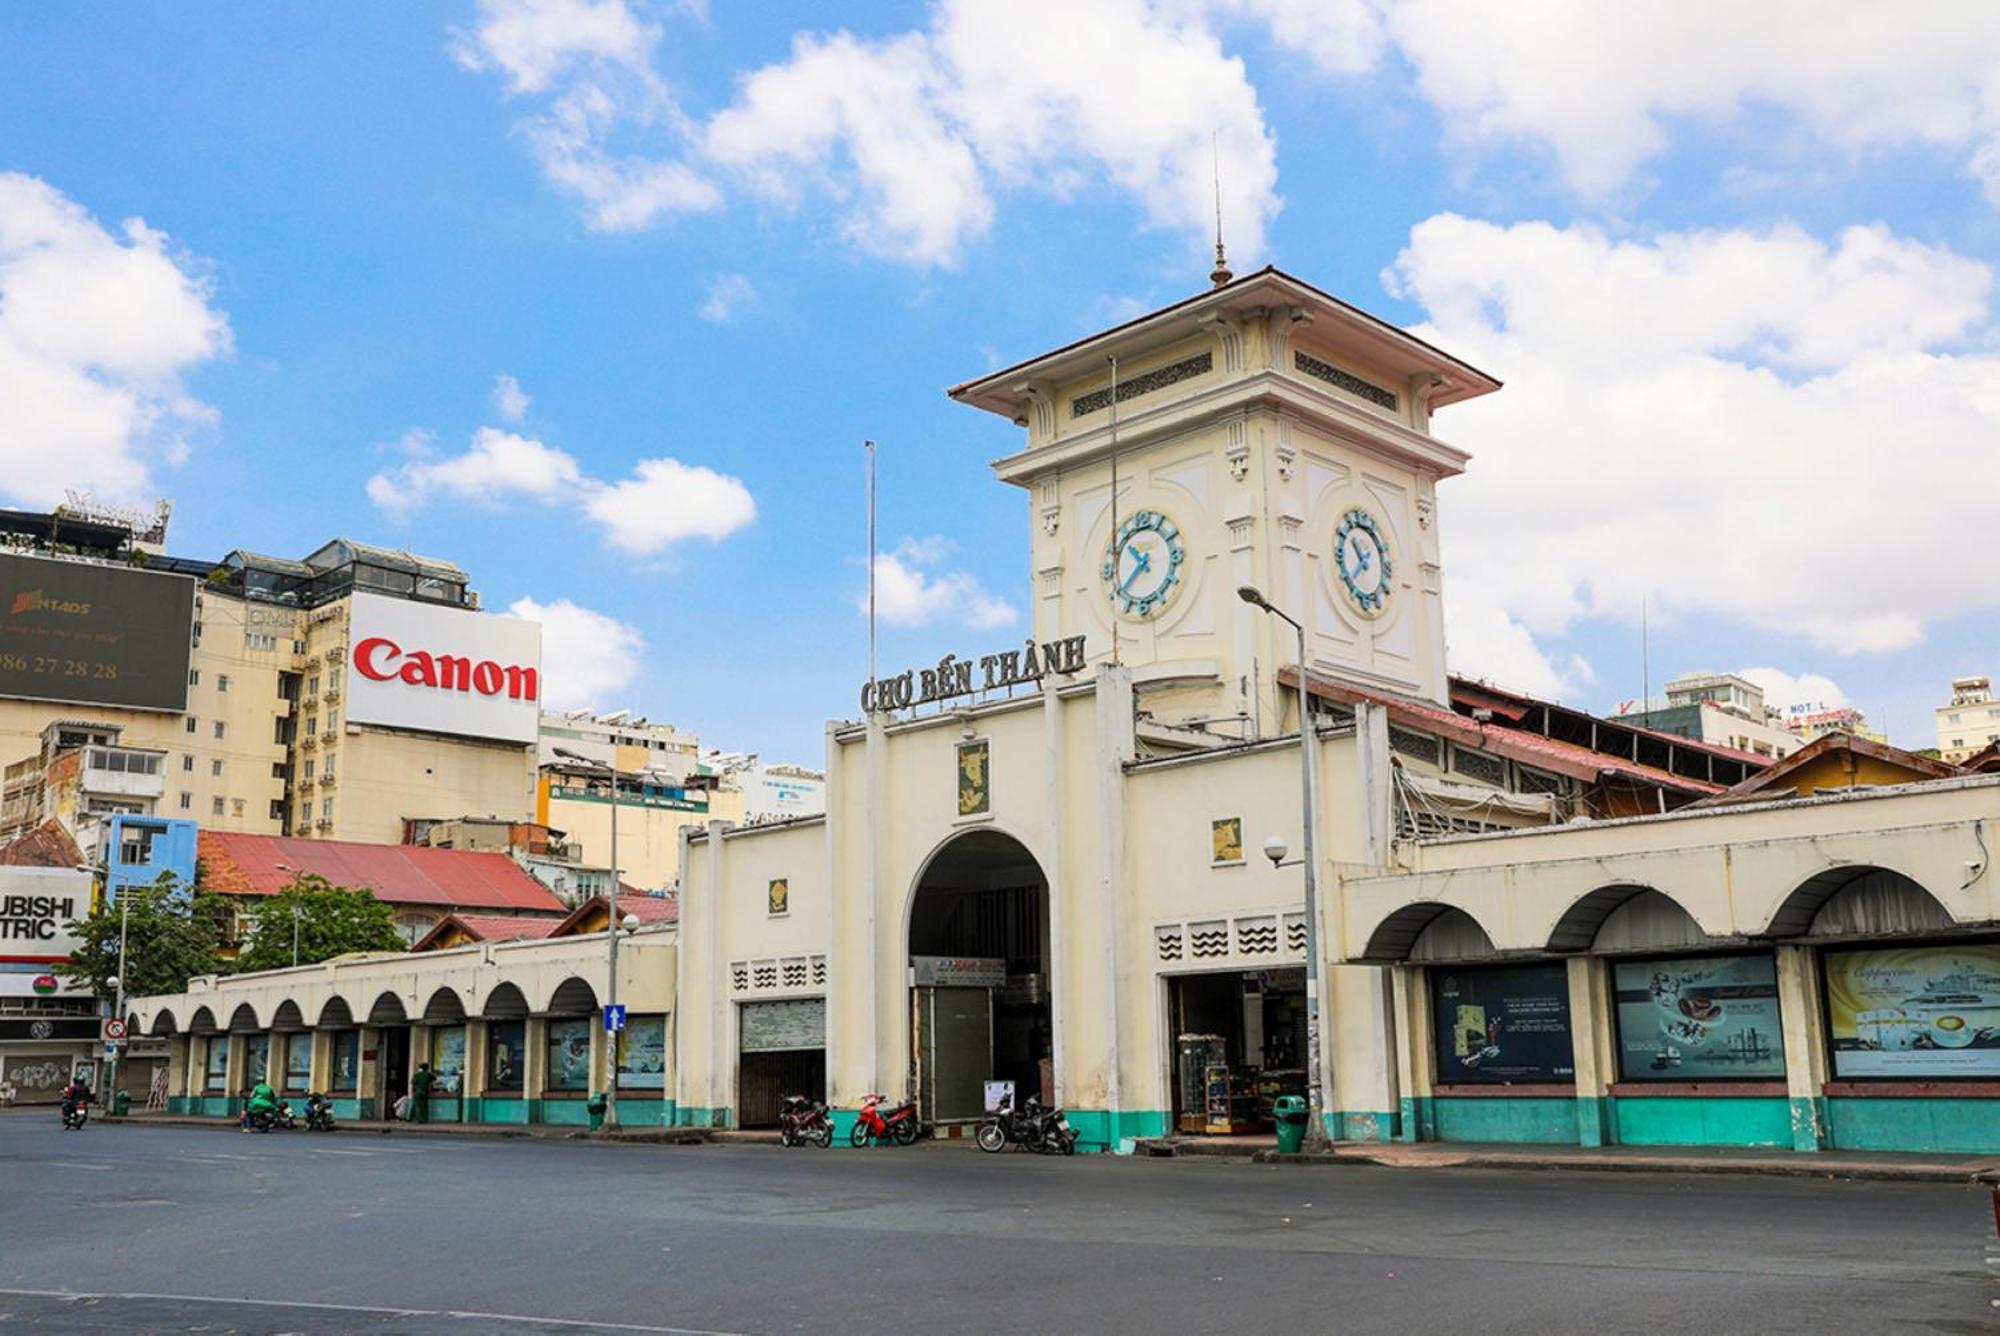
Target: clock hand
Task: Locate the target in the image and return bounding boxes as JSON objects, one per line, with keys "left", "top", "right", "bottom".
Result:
{"left": 1355, "top": 545, "right": 1371, "bottom": 573}
{"left": 1119, "top": 546, "right": 1152, "bottom": 593}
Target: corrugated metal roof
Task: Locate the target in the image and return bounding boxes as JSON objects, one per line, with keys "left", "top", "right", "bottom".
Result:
{"left": 198, "top": 831, "right": 568, "bottom": 913}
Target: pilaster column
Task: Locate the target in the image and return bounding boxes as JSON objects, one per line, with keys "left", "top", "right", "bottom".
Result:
{"left": 524, "top": 1017, "right": 549, "bottom": 1123}
{"left": 1776, "top": 944, "right": 1830, "bottom": 1151}
{"left": 1566, "top": 956, "right": 1615, "bottom": 1147}
{"left": 1395, "top": 965, "right": 1435, "bottom": 1141}
{"left": 1041, "top": 675, "right": 1070, "bottom": 1107}
{"left": 1093, "top": 664, "right": 1134, "bottom": 1144}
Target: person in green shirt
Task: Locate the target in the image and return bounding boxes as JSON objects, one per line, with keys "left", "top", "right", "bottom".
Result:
{"left": 410, "top": 1062, "right": 434, "bottom": 1124}
{"left": 241, "top": 1080, "right": 279, "bottom": 1132}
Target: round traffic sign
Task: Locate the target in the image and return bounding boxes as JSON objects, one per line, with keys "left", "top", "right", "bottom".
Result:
{"left": 103, "top": 1018, "right": 128, "bottom": 1040}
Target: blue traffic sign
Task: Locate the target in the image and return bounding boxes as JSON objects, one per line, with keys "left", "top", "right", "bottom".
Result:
{"left": 604, "top": 1004, "right": 627, "bottom": 1033}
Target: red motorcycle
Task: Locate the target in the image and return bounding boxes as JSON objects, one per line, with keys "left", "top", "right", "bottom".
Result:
{"left": 779, "top": 1094, "right": 832, "bottom": 1148}
{"left": 849, "top": 1092, "right": 922, "bottom": 1146}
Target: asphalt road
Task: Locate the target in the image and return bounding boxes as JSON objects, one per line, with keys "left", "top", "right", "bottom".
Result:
{"left": 0, "top": 1112, "right": 1994, "bottom": 1335}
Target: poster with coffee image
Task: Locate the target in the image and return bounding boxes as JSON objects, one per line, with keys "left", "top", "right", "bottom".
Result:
{"left": 1612, "top": 954, "right": 1786, "bottom": 1080}
{"left": 1825, "top": 944, "right": 2000, "bottom": 1078}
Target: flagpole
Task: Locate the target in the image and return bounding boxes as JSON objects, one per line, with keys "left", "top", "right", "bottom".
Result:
{"left": 867, "top": 440, "right": 877, "bottom": 692}
{"left": 1107, "top": 356, "right": 1120, "bottom": 668}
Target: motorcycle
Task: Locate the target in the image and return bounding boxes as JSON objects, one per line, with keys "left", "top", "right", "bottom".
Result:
{"left": 1037, "top": 1102, "right": 1079, "bottom": 1156}
{"left": 975, "top": 1092, "right": 1043, "bottom": 1153}
{"left": 303, "top": 1092, "right": 337, "bottom": 1132}
{"left": 849, "top": 1092, "right": 922, "bottom": 1147}
{"left": 60, "top": 1098, "right": 89, "bottom": 1131}
{"left": 273, "top": 1100, "right": 298, "bottom": 1130}
{"left": 779, "top": 1094, "right": 832, "bottom": 1148}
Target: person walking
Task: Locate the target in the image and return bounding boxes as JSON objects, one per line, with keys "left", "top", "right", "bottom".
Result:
{"left": 410, "top": 1061, "right": 434, "bottom": 1125}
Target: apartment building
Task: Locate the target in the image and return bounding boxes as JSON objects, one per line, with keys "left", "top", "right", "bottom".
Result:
{"left": 1937, "top": 676, "right": 2000, "bottom": 761}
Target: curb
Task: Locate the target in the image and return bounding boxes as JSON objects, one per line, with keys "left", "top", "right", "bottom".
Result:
{"left": 1249, "top": 1147, "right": 1999, "bottom": 1184}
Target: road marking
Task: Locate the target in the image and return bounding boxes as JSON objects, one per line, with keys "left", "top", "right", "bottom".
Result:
{"left": 0, "top": 1288, "right": 744, "bottom": 1334}
{"left": 41, "top": 1161, "right": 112, "bottom": 1171}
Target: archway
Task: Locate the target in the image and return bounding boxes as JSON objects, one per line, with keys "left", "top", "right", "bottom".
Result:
{"left": 1771, "top": 866, "right": 1953, "bottom": 939}
{"left": 906, "top": 829, "right": 1051, "bottom": 1124}
{"left": 1359, "top": 901, "right": 1497, "bottom": 963}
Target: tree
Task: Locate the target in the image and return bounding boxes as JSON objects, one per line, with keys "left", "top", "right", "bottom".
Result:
{"left": 58, "top": 874, "right": 236, "bottom": 1001}
{"left": 233, "top": 873, "right": 404, "bottom": 973}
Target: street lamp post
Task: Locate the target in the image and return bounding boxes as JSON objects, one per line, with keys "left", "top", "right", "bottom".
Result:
{"left": 554, "top": 747, "right": 621, "bottom": 1132}
{"left": 109, "top": 872, "right": 130, "bottom": 1106}
{"left": 1238, "top": 584, "right": 1331, "bottom": 1152}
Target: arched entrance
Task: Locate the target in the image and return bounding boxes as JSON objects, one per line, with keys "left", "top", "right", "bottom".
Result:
{"left": 906, "top": 830, "right": 1051, "bottom": 1124}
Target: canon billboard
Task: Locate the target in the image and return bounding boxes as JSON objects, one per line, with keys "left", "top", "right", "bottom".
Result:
{"left": 0, "top": 553, "right": 195, "bottom": 712}
{"left": 345, "top": 592, "right": 542, "bottom": 745}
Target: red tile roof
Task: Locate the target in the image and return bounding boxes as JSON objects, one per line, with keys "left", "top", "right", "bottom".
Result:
{"left": 198, "top": 830, "right": 568, "bottom": 914}
{"left": 551, "top": 890, "right": 679, "bottom": 937}
{"left": 410, "top": 913, "right": 559, "bottom": 951}
{"left": 0, "top": 819, "right": 84, "bottom": 869}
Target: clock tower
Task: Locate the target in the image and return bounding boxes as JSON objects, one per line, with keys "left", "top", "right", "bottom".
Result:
{"left": 949, "top": 267, "right": 1499, "bottom": 736}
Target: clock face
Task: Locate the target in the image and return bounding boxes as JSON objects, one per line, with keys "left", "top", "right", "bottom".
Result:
{"left": 1101, "top": 509, "right": 1186, "bottom": 618}
{"left": 1334, "top": 508, "right": 1392, "bottom": 615}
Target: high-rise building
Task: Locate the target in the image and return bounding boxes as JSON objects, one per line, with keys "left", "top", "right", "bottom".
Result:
{"left": 1616, "top": 671, "right": 1801, "bottom": 759}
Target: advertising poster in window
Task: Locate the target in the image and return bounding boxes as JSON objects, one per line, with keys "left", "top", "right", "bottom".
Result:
{"left": 617, "top": 1015, "right": 667, "bottom": 1091}
{"left": 204, "top": 1039, "right": 229, "bottom": 1091}
{"left": 1430, "top": 963, "right": 1575, "bottom": 1084}
{"left": 432, "top": 1026, "right": 466, "bottom": 1095}
{"left": 332, "top": 1031, "right": 359, "bottom": 1090}
{"left": 1825, "top": 944, "right": 2000, "bottom": 1078}
{"left": 548, "top": 1018, "right": 591, "bottom": 1090}
{"left": 245, "top": 1034, "right": 269, "bottom": 1085}
{"left": 284, "top": 1034, "right": 313, "bottom": 1088}
{"left": 488, "top": 1021, "right": 525, "bottom": 1091}
{"left": 1613, "top": 955, "right": 1786, "bottom": 1080}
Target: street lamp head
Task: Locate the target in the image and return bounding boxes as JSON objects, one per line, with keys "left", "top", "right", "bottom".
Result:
{"left": 621, "top": 912, "right": 640, "bottom": 934}
{"left": 1236, "top": 584, "right": 1269, "bottom": 610}
{"left": 1262, "top": 835, "right": 1289, "bottom": 867}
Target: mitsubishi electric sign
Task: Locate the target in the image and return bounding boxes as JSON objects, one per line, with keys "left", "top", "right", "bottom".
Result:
{"left": 345, "top": 592, "right": 542, "bottom": 745}
{"left": 0, "top": 866, "right": 90, "bottom": 1000}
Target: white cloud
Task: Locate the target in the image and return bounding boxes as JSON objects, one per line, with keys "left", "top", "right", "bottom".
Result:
{"left": 1232, "top": 2, "right": 2000, "bottom": 203}
{"left": 0, "top": 173, "right": 231, "bottom": 506}
{"left": 1738, "top": 667, "right": 1850, "bottom": 715}
{"left": 366, "top": 426, "right": 584, "bottom": 516}
{"left": 863, "top": 537, "right": 1017, "bottom": 629}
{"left": 509, "top": 595, "right": 645, "bottom": 708}
{"left": 461, "top": 0, "right": 1279, "bottom": 267}
{"left": 700, "top": 272, "right": 756, "bottom": 323}
{"left": 493, "top": 374, "right": 531, "bottom": 423}
{"left": 584, "top": 458, "right": 758, "bottom": 555}
{"left": 1389, "top": 215, "right": 2000, "bottom": 689}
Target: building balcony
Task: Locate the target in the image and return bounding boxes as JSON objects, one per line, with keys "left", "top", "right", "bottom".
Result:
{"left": 323, "top": 686, "right": 340, "bottom": 704}
{"left": 299, "top": 735, "right": 317, "bottom": 751}
{"left": 317, "top": 773, "right": 336, "bottom": 788}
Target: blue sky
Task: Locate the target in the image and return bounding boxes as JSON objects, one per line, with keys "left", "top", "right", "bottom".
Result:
{"left": 5, "top": 2, "right": 2000, "bottom": 759}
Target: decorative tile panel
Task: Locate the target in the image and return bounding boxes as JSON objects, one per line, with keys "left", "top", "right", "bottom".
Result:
{"left": 1236, "top": 915, "right": 1278, "bottom": 955}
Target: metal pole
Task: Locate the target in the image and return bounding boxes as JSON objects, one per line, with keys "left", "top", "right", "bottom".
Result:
{"left": 1294, "top": 617, "right": 1329, "bottom": 1153}
{"left": 110, "top": 880, "right": 130, "bottom": 1106}
{"left": 605, "top": 755, "right": 621, "bottom": 1133}
{"left": 292, "top": 903, "right": 301, "bottom": 969}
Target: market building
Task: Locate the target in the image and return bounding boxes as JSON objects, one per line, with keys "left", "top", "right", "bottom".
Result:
{"left": 128, "top": 262, "right": 2000, "bottom": 1156}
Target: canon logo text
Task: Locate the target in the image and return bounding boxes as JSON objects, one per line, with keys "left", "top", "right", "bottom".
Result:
{"left": 353, "top": 636, "right": 539, "bottom": 701}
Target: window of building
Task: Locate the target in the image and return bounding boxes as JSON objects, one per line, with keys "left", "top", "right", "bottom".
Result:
{"left": 118, "top": 824, "right": 159, "bottom": 866}
{"left": 178, "top": 792, "right": 192, "bottom": 811}
{"left": 1611, "top": 954, "right": 1785, "bottom": 1081}
{"left": 293, "top": 639, "right": 306, "bottom": 654}
{"left": 283, "top": 1034, "right": 313, "bottom": 1091}
{"left": 212, "top": 720, "right": 225, "bottom": 739}
{"left": 246, "top": 632, "right": 277, "bottom": 651}
{"left": 303, "top": 759, "right": 315, "bottom": 781}
{"left": 330, "top": 1030, "right": 360, "bottom": 1091}
{"left": 232, "top": 797, "right": 244, "bottom": 817}
{"left": 547, "top": 1018, "right": 591, "bottom": 1091}
{"left": 188, "top": 668, "right": 200, "bottom": 686}
{"left": 307, "top": 674, "right": 320, "bottom": 696}
{"left": 321, "top": 798, "right": 332, "bottom": 820}
{"left": 211, "top": 759, "right": 223, "bottom": 777}
{"left": 181, "top": 754, "right": 193, "bottom": 772}
{"left": 306, "top": 716, "right": 317, "bottom": 736}
{"left": 328, "top": 666, "right": 342, "bottom": 690}
{"left": 617, "top": 1015, "right": 666, "bottom": 1091}
{"left": 487, "top": 1021, "right": 526, "bottom": 1092}
{"left": 217, "top": 674, "right": 230, "bottom": 692}
{"left": 270, "top": 798, "right": 286, "bottom": 822}
{"left": 185, "top": 716, "right": 198, "bottom": 734}
{"left": 270, "top": 761, "right": 287, "bottom": 779}
{"left": 325, "top": 709, "right": 339, "bottom": 731}
{"left": 1429, "top": 962, "right": 1575, "bottom": 1086}
{"left": 203, "top": 1038, "right": 229, "bottom": 1092}
{"left": 323, "top": 754, "right": 335, "bottom": 777}
{"left": 211, "top": 796, "right": 225, "bottom": 816}
{"left": 432, "top": 1026, "right": 466, "bottom": 1096}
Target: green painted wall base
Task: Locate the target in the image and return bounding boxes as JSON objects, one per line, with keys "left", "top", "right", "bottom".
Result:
{"left": 1790, "top": 1096, "right": 1829, "bottom": 1152}
{"left": 1611, "top": 1096, "right": 1790, "bottom": 1148}
{"left": 1428, "top": 1096, "right": 1578, "bottom": 1144}
{"left": 1065, "top": 1108, "right": 1168, "bottom": 1154}
{"left": 1828, "top": 1097, "right": 2000, "bottom": 1154}
{"left": 537, "top": 1100, "right": 591, "bottom": 1127}
{"left": 1336, "top": 1110, "right": 1397, "bottom": 1143}
{"left": 674, "top": 1106, "right": 733, "bottom": 1129}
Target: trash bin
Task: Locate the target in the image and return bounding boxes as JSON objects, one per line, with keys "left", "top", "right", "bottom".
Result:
{"left": 1272, "top": 1095, "right": 1308, "bottom": 1154}
{"left": 112, "top": 1089, "right": 130, "bottom": 1118}
{"left": 586, "top": 1092, "right": 607, "bottom": 1131}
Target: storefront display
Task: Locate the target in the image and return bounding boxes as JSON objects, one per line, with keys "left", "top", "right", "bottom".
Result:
{"left": 244, "top": 1034, "right": 270, "bottom": 1086}
{"left": 283, "top": 1033, "right": 313, "bottom": 1089}
{"left": 1825, "top": 943, "right": 2000, "bottom": 1078}
{"left": 432, "top": 1026, "right": 466, "bottom": 1095}
{"left": 487, "top": 1021, "right": 525, "bottom": 1092}
{"left": 1430, "top": 963, "right": 1575, "bottom": 1084}
{"left": 547, "top": 1018, "right": 591, "bottom": 1091}
{"left": 617, "top": 1015, "right": 666, "bottom": 1091}
{"left": 204, "top": 1038, "right": 228, "bottom": 1091}
{"left": 331, "top": 1030, "right": 359, "bottom": 1091}
{"left": 1612, "top": 954, "right": 1785, "bottom": 1081}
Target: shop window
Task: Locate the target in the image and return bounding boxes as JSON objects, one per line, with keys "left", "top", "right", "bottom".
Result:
{"left": 487, "top": 1022, "right": 525, "bottom": 1092}
{"left": 1823, "top": 942, "right": 2000, "bottom": 1080}
{"left": 204, "top": 1039, "right": 230, "bottom": 1092}
{"left": 284, "top": 1034, "right": 313, "bottom": 1090}
{"left": 330, "top": 1030, "right": 359, "bottom": 1091}
{"left": 244, "top": 1034, "right": 270, "bottom": 1086}
{"left": 547, "top": 1018, "right": 592, "bottom": 1091}
{"left": 432, "top": 1025, "right": 466, "bottom": 1096}
{"left": 1611, "top": 954, "right": 1785, "bottom": 1081}
{"left": 617, "top": 1015, "right": 667, "bottom": 1091}
{"left": 1429, "top": 962, "right": 1574, "bottom": 1085}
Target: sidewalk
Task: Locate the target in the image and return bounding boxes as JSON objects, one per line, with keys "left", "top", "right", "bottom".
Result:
{"left": 1135, "top": 1134, "right": 2000, "bottom": 1183}
{"left": 102, "top": 1109, "right": 781, "bottom": 1146}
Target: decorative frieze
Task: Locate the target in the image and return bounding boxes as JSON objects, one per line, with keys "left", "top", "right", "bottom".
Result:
{"left": 1294, "top": 351, "right": 1399, "bottom": 412}
{"left": 1071, "top": 351, "right": 1213, "bottom": 417}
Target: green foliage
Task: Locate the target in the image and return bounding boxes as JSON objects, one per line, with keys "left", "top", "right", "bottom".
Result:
{"left": 57, "top": 873, "right": 236, "bottom": 1001}
{"left": 234, "top": 872, "right": 404, "bottom": 973}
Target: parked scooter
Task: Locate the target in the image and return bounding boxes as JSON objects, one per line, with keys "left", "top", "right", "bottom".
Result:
{"left": 849, "top": 1093, "right": 922, "bottom": 1146}
{"left": 778, "top": 1094, "right": 832, "bottom": 1148}
{"left": 975, "top": 1091, "right": 1042, "bottom": 1153}
{"left": 303, "top": 1092, "right": 337, "bottom": 1132}
{"left": 274, "top": 1099, "right": 298, "bottom": 1130}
